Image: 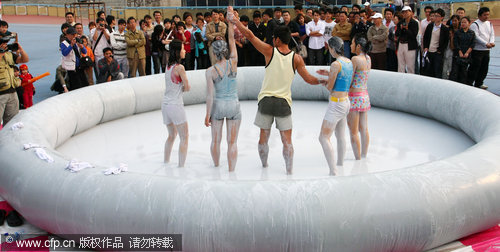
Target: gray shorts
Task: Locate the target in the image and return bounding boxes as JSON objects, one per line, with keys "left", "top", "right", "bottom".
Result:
{"left": 254, "top": 110, "right": 292, "bottom": 131}
{"left": 211, "top": 99, "right": 242, "bottom": 120}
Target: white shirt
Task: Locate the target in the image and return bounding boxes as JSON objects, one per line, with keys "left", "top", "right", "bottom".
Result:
{"left": 323, "top": 20, "right": 336, "bottom": 45}
{"left": 306, "top": 20, "right": 326, "bottom": 49}
{"left": 470, "top": 19, "right": 495, "bottom": 51}
{"left": 153, "top": 21, "right": 163, "bottom": 26}
{"left": 420, "top": 18, "right": 431, "bottom": 36}
{"left": 383, "top": 19, "right": 395, "bottom": 29}
{"left": 90, "top": 28, "right": 111, "bottom": 58}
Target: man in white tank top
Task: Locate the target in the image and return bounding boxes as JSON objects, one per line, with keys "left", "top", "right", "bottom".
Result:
{"left": 228, "top": 6, "right": 326, "bottom": 175}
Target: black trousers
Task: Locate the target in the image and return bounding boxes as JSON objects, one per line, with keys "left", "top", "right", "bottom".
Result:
{"left": 369, "top": 52, "right": 387, "bottom": 70}
{"left": 426, "top": 52, "right": 443, "bottom": 78}
{"left": 386, "top": 48, "right": 398, "bottom": 72}
{"left": 67, "top": 68, "right": 88, "bottom": 90}
{"left": 467, "top": 50, "right": 490, "bottom": 87}
{"left": 449, "top": 57, "right": 470, "bottom": 84}
{"left": 308, "top": 47, "right": 324, "bottom": 66}
{"left": 145, "top": 55, "right": 152, "bottom": 75}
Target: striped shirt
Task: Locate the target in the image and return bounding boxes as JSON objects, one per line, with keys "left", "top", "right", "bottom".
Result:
{"left": 110, "top": 30, "right": 127, "bottom": 58}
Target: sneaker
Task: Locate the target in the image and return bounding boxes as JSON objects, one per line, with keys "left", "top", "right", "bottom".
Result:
{"left": 6, "top": 211, "right": 23, "bottom": 227}
{"left": 479, "top": 85, "right": 488, "bottom": 89}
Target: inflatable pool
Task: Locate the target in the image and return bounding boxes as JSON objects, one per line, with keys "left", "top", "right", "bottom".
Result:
{"left": 0, "top": 67, "right": 499, "bottom": 251}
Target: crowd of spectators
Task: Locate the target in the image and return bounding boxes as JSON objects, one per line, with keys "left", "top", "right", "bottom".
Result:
{"left": 53, "top": 4, "right": 495, "bottom": 92}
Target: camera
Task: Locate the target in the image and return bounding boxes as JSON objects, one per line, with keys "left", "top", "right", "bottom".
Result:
{"left": 75, "top": 36, "right": 83, "bottom": 44}
{"left": 100, "top": 23, "right": 105, "bottom": 28}
{"left": 0, "top": 36, "right": 18, "bottom": 53}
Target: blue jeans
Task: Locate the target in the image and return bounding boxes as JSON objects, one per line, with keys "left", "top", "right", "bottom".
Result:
{"left": 343, "top": 41, "right": 351, "bottom": 59}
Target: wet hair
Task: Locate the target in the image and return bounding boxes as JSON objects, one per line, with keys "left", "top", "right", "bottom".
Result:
{"left": 118, "top": 18, "right": 126, "bottom": 25}
{"left": 384, "top": 8, "right": 394, "bottom": 15}
{"left": 328, "top": 36, "right": 344, "bottom": 56}
{"left": 274, "top": 26, "right": 291, "bottom": 45}
{"left": 212, "top": 40, "right": 229, "bottom": 61}
{"left": 240, "top": 15, "right": 250, "bottom": 23}
{"left": 168, "top": 39, "right": 183, "bottom": 66}
{"left": 353, "top": 33, "right": 372, "bottom": 54}
{"left": 461, "top": 16, "right": 471, "bottom": 23}
{"left": 478, "top": 7, "right": 489, "bottom": 17}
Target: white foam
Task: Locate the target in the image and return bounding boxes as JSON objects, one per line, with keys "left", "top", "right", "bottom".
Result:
{"left": 56, "top": 101, "right": 474, "bottom": 180}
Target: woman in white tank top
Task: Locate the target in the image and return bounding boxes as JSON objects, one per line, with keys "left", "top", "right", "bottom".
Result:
{"left": 161, "top": 39, "right": 191, "bottom": 167}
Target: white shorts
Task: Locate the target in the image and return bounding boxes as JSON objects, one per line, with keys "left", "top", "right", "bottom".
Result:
{"left": 161, "top": 104, "right": 187, "bottom": 125}
{"left": 324, "top": 98, "right": 350, "bottom": 123}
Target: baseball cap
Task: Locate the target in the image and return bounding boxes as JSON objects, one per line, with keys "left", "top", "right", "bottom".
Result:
{"left": 402, "top": 6, "right": 412, "bottom": 12}
{"left": 371, "top": 13, "right": 383, "bottom": 19}
{"left": 364, "top": 2, "right": 370, "bottom": 6}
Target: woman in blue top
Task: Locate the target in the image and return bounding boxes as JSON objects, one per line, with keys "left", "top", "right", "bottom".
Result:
{"left": 316, "top": 36, "right": 353, "bottom": 176}
{"left": 205, "top": 10, "right": 241, "bottom": 172}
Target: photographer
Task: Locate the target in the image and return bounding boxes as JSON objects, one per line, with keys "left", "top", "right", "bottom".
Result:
{"left": 396, "top": 6, "right": 419, "bottom": 73}
{"left": 60, "top": 27, "right": 88, "bottom": 92}
{"left": 91, "top": 17, "right": 111, "bottom": 74}
{"left": 0, "top": 36, "right": 29, "bottom": 126}
{"left": 96, "top": 47, "right": 123, "bottom": 84}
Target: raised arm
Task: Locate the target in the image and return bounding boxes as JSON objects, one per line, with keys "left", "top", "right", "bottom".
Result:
{"left": 227, "top": 6, "right": 273, "bottom": 58}
{"left": 227, "top": 19, "right": 238, "bottom": 63}
{"left": 205, "top": 69, "right": 215, "bottom": 127}
{"left": 294, "top": 54, "right": 321, "bottom": 85}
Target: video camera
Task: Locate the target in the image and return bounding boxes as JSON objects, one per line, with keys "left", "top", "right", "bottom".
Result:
{"left": 0, "top": 35, "right": 19, "bottom": 53}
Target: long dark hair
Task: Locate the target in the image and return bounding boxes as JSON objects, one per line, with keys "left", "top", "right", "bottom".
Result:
{"left": 168, "top": 39, "right": 183, "bottom": 67}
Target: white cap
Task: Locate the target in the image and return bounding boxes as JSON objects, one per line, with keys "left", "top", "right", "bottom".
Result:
{"left": 402, "top": 6, "right": 412, "bottom": 12}
{"left": 371, "top": 13, "right": 383, "bottom": 19}
{"left": 364, "top": 1, "right": 370, "bottom": 6}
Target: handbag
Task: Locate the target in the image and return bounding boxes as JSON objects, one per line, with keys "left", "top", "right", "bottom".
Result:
{"left": 291, "top": 37, "right": 307, "bottom": 58}
{"left": 80, "top": 56, "right": 93, "bottom": 68}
